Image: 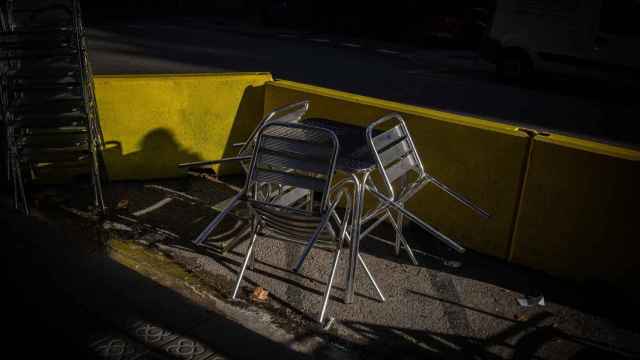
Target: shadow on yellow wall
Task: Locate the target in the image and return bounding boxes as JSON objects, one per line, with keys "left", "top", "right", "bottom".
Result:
{"left": 95, "top": 73, "right": 273, "bottom": 181}
{"left": 103, "top": 128, "right": 202, "bottom": 180}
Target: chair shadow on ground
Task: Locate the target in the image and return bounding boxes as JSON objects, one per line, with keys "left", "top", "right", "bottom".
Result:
{"left": 356, "top": 221, "right": 640, "bottom": 334}
{"left": 290, "top": 309, "right": 635, "bottom": 359}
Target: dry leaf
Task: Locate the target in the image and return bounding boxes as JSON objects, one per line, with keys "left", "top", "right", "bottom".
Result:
{"left": 514, "top": 313, "right": 529, "bottom": 322}
{"left": 251, "top": 287, "right": 269, "bottom": 302}
{"left": 117, "top": 199, "right": 129, "bottom": 209}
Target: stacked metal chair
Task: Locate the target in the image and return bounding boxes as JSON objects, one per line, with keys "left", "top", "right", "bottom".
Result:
{"left": 1, "top": 0, "right": 104, "bottom": 215}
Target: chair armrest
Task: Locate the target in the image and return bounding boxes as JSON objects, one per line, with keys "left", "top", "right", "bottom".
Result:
{"left": 177, "top": 155, "right": 251, "bottom": 168}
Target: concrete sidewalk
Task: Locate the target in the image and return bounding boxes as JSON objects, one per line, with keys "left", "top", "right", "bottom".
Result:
{"left": 2, "top": 187, "right": 326, "bottom": 359}
{"left": 3, "top": 177, "right": 640, "bottom": 359}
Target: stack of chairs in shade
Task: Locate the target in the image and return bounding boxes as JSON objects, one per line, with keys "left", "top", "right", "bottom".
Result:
{"left": 1, "top": 0, "right": 104, "bottom": 215}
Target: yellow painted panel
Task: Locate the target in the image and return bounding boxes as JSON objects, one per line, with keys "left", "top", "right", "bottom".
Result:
{"left": 94, "top": 73, "right": 272, "bottom": 180}
{"left": 511, "top": 134, "right": 640, "bottom": 288}
{"left": 264, "top": 80, "right": 530, "bottom": 258}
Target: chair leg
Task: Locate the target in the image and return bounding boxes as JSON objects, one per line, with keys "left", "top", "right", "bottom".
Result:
{"left": 333, "top": 212, "right": 386, "bottom": 303}
{"left": 357, "top": 254, "right": 386, "bottom": 302}
{"left": 10, "top": 154, "right": 19, "bottom": 211}
{"left": 395, "top": 210, "right": 403, "bottom": 256}
{"left": 395, "top": 175, "right": 407, "bottom": 256}
{"left": 194, "top": 191, "right": 244, "bottom": 245}
{"left": 248, "top": 241, "right": 256, "bottom": 271}
{"left": 90, "top": 143, "right": 105, "bottom": 213}
{"left": 388, "top": 210, "right": 418, "bottom": 266}
{"left": 14, "top": 156, "right": 29, "bottom": 215}
{"left": 319, "top": 246, "right": 341, "bottom": 324}
{"left": 231, "top": 231, "right": 258, "bottom": 300}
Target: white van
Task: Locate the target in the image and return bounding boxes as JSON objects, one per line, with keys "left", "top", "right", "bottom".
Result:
{"left": 485, "top": 0, "right": 640, "bottom": 83}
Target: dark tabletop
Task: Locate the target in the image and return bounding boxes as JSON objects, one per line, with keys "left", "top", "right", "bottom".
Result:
{"left": 301, "top": 118, "right": 377, "bottom": 172}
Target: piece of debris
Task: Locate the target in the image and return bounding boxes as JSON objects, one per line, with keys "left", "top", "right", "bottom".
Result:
{"left": 103, "top": 221, "right": 134, "bottom": 232}
{"left": 251, "top": 287, "right": 269, "bottom": 302}
{"left": 138, "top": 231, "right": 167, "bottom": 245}
{"left": 514, "top": 313, "right": 529, "bottom": 321}
{"left": 132, "top": 198, "right": 173, "bottom": 217}
{"left": 517, "top": 295, "right": 546, "bottom": 307}
{"left": 443, "top": 260, "right": 463, "bottom": 268}
{"left": 116, "top": 199, "right": 129, "bottom": 209}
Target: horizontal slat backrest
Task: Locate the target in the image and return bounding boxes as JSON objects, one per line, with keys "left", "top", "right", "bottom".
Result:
{"left": 248, "top": 122, "right": 338, "bottom": 212}
{"left": 238, "top": 100, "right": 309, "bottom": 159}
{"left": 386, "top": 153, "right": 417, "bottom": 182}
{"left": 379, "top": 139, "right": 413, "bottom": 167}
{"left": 372, "top": 125, "right": 403, "bottom": 150}
{"left": 371, "top": 123, "right": 419, "bottom": 181}
{"left": 367, "top": 113, "right": 426, "bottom": 199}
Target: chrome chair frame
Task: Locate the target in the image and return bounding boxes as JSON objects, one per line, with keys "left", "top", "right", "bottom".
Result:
{"left": 182, "top": 100, "right": 312, "bottom": 247}
{"left": 230, "top": 121, "right": 382, "bottom": 323}
{"left": 362, "top": 113, "right": 491, "bottom": 261}
{"left": 1, "top": 0, "right": 105, "bottom": 215}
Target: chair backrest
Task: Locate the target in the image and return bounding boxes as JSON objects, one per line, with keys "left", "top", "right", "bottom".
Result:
{"left": 366, "top": 113, "right": 425, "bottom": 199}
{"left": 246, "top": 121, "right": 338, "bottom": 211}
{"left": 237, "top": 100, "right": 310, "bottom": 159}
{"left": 244, "top": 121, "right": 339, "bottom": 241}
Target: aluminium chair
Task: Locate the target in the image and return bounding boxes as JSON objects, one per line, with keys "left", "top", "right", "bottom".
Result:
{"left": 1, "top": 0, "right": 104, "bottom": 215}
{"left": 361, "top": 113, "right": 490, "bottom": 263}
{"left": 179, "top": 100, "right": 312, "bottom": 249}
{"left": 230, "top": 121, "right": 383, "bottom": 324}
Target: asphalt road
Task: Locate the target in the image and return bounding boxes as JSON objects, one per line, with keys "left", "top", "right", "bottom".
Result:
{"left": 86, "top": 18, "right": 639, "bottom": 146}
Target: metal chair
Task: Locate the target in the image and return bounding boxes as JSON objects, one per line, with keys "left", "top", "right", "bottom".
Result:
{"left": 231, "top": 121, "right": 382, "bottom": 323}
{"left": 180, "top": 100, "right": 312, "bottom": 248}
{"left": 1, "top": 0, "right": 104, "bottom": 215}
{"left": 362, "top": 113, "right": 490, "bottom": 262}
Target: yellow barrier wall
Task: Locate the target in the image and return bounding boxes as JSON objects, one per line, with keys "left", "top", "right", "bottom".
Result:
{"left": 94, "top": 73, "right": 272, "bottom": 180}
{"left": 264, "top": 80, "right": 530, "bottom": 258}
{"left": 510, "top": 134, "right": 640, "bottom": 287}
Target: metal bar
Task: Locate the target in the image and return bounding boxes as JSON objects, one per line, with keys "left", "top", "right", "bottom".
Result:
{"left": 368, "top": 188, "right": 466, "bottom": 253}
{"left": 429, "top": 176, "right": 491, "bottom": 219}
{"left": 193, "top": 191, "right": 244, "bottom": 245}
{"left": 359, "top": 212, "right": 390, "bottom": 240}
{"left": 345, "top": 171, "right": 369, "bottom": 303}
{"left": 386, "top": 153, "right": 417, "bottom": 183}
{"left": 319, "top": 246, "right": 341, "bottom": 323}
{"left": 357, "top": 254, "right": 386, "bottom": 302}
{"left": 388, "top": 211, "right": 419, "bottom": 265}
{"left": 372, "top": 124, "right": 403, "bottom": 150}
{"left": 379, "top": 139, "right": 412, "bottom": 167}
{"left": 231, "top": 230, "right": 259, "bottom": 299}
{"left": 291, "top": 202, "right": 337, "bottom": 272}
{"left": 177, "top": 156, "right": 251, "bottom": 168}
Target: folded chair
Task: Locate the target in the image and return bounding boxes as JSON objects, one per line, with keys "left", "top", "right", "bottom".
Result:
{"left": 2, "top": 0, "right": 104, "bottom": 215}
{"left": 362, "top": 113, "right": 490, "bottom": 263}
{"left": 179, "top": 100, "right": 312, "bottom": 248}
{"left": 231, "top": 121, "right": 382, "bottom": 323}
